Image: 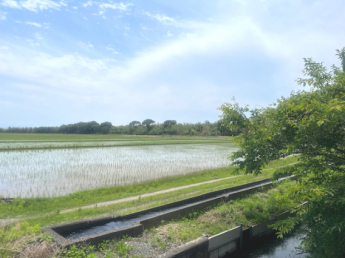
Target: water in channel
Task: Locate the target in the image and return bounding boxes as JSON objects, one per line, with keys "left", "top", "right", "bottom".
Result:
{"left": 240, "top": 227, "right": 309, "bottom": 258}
{"left": 66, "top": 202, "right": 194, "bottom": 239}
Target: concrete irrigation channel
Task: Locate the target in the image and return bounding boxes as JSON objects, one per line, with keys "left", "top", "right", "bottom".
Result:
{"left": 43, "top": 176, "right": 294, "bottom": 248}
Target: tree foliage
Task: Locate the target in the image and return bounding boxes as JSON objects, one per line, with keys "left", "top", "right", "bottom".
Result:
{"left": 2, "top": 120, "right": 238, "bottom": 136}
{"left": 220, "top": 48, "right": 345, "bottom": 257}
{"left": 100, "top": 122, "right": 112, "bottom": 134}
{"left": 129, "top": 121, "right": 141, "bottom": 127}
{"left": 163, "top": 120, "right": 177, "bottom": 127}
{"left": 142, "top": 119, "right": 155, "bottom": 128}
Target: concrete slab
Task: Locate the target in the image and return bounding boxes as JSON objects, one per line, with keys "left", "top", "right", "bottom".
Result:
{"left": 208, "top": 226, "right": 241, "bottom": 251}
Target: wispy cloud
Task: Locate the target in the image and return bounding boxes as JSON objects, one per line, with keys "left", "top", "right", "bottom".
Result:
{"left": 1, "top": 0, "right": 19, "bottom": 8}
{"left": 106, "top": 46, "right": 119, "bottom": 54}
{"left": 81, "top": 1, "right": 133, "bottom": 16}
{"left": 77, "top": 41, "right": 94, "bottom": 52}
{"left": 1, "top": 0, "right": 65, "bottom": 12}
{"left": 25, "top": 38, "right": 40, "bottom": 46}
{"left": 98, "top": 2, "right": 133, "bottom": 16}
{"left": 145, "top": 12, "right": 174, "bottom": 24}
{"left": 82, "top": 0, "right": 92, "bottom": 8}
{"left": 34, "top": 32, "right": 43, "bottom": 40}
{"left": 25, "top": 21, "right": 42, "bottom": 27}
{"left": 20, "top": 21, "right": 49, "bottom": 28}
{"left": 0, "top": 11, "right": 6, "bottom": 20}
{"left": 99, "top": 2, "right": 132, "bottom": 11}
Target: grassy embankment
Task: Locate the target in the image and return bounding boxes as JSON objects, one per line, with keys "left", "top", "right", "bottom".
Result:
{"left": 0, "top": 133, "right": 229, "bottom": 141}
{"left": 0, "top": 134, "right": 229, "bottom": 150}
{"left": 0, "top": 156, "right": 299, "bottom": 257}
{"left": 2, "top": 178, "right": 300, "bottom": 258}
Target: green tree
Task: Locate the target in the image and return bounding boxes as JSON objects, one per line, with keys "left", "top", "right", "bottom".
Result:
{"left": 163, "top": 120, "right": 177, "bottom": 128}
{"left": 142, "top": 119, "right": 155, "bottom": 128}
{"left": 129, "top": 121, "right": 141, "bottom": 127}
{"left": 100, "top": 121, "right": 112, "bottom": 134}
{"left": 219, "top": 48, "right": 345, "bottom": 257}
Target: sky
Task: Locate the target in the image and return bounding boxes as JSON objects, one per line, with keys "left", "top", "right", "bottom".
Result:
{"left": 0, "top": 0, "right": 344, "bottom": 127}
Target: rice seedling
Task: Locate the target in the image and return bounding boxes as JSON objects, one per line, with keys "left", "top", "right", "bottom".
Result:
{"left": 0, "top": 143, "right": 236, "bottom": 198}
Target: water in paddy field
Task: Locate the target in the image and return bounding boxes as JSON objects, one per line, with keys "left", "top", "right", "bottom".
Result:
{"left": 240, "top": 227, "right": 309, "bottom": 258}
{"left": 0, "top": 143, "right": 236, "bottom": 198}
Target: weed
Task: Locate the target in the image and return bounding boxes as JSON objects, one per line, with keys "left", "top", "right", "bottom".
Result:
{"left": 62, "top": 245, "right": 96, "bottom": 258}
{"left": 158, "top": 241, "right": 166, "bottom": 251}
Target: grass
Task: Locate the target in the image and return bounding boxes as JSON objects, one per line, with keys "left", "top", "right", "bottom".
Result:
{"left": 0, "top": 133, "right": 229, "bottom": 143}
{"left": 0, "top": 133, "right": 232, "bottom": 155}
{"left": 0, "top": 133, "right": 232, "bottom": 151}
{"left": 0, "top": 140, "right": 230, "bottom": 151}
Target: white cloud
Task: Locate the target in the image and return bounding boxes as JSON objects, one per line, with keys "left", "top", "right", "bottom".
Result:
{"left": 82, "top": 1, "right": 133, "bottom": 16}
{"left": 77, "top": 41, "right": 94, "bottom": 51}
{"left": 106, "top": 46, "right": 119, "bottom": 54}
{"left": 82, "top": 0, "right": 92, "bottom": 8}
{"left": 25, "top": 38, "right": 40, "bottom": 46}
{"left": 97, "top": 2, "right": 132, "bottom": 16}
{"left": 25, "top": 21, "right": 42, "bottom": 27}
{"left": 1, "top": 0, "right": 344, "bottom": 126}
{"left": 2, "top": 16, "right": 340, "bottom": 106}
{"left": 1, "top": 0, "right": 65, "bottom": 12}
{"left": 21, "top": 0, "right": 62, "bottom": 11}
{"left": 145, "top": 12, "right": 174, "bottom": 23}
{"left": 34, "top": 32, "right": 43, "bottom": 40}
{"left": 0, "top": 11, "right": 6, "bottom": 20}
{"left": 1, "top": 0, "right": 20, "bottom": 8}
{"left": 99, "top": 2, "right": 132, "bottom": 11}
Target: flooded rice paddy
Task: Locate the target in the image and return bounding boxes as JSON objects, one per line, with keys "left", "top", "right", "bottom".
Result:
{"left": 0, "top": 143, "right": 236, "bottom": 198}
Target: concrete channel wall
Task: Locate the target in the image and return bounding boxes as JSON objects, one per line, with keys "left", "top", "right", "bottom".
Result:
{"left": 43, "top": 177, "right": 294, "bottom": 248}
{"left": 160, "top": 210, "right": 295, "bottom": 258}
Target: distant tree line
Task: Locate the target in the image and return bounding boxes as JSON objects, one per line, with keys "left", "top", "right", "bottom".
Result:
{"left": 1, "top": 119, "right": 238, "bottom": 136}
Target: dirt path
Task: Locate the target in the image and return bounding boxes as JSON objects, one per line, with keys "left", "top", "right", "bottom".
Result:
{"left": 60, "top": 175, "right": 239, "bottom": 214}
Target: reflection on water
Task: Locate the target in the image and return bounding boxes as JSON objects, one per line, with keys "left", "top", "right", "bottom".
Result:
{"left": 241, "top": 227, "right": 309, "bottom": 258}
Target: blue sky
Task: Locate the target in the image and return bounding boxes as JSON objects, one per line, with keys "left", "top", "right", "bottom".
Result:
{"left": 0, "top": 0, "right": 344, "bottom": 127}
